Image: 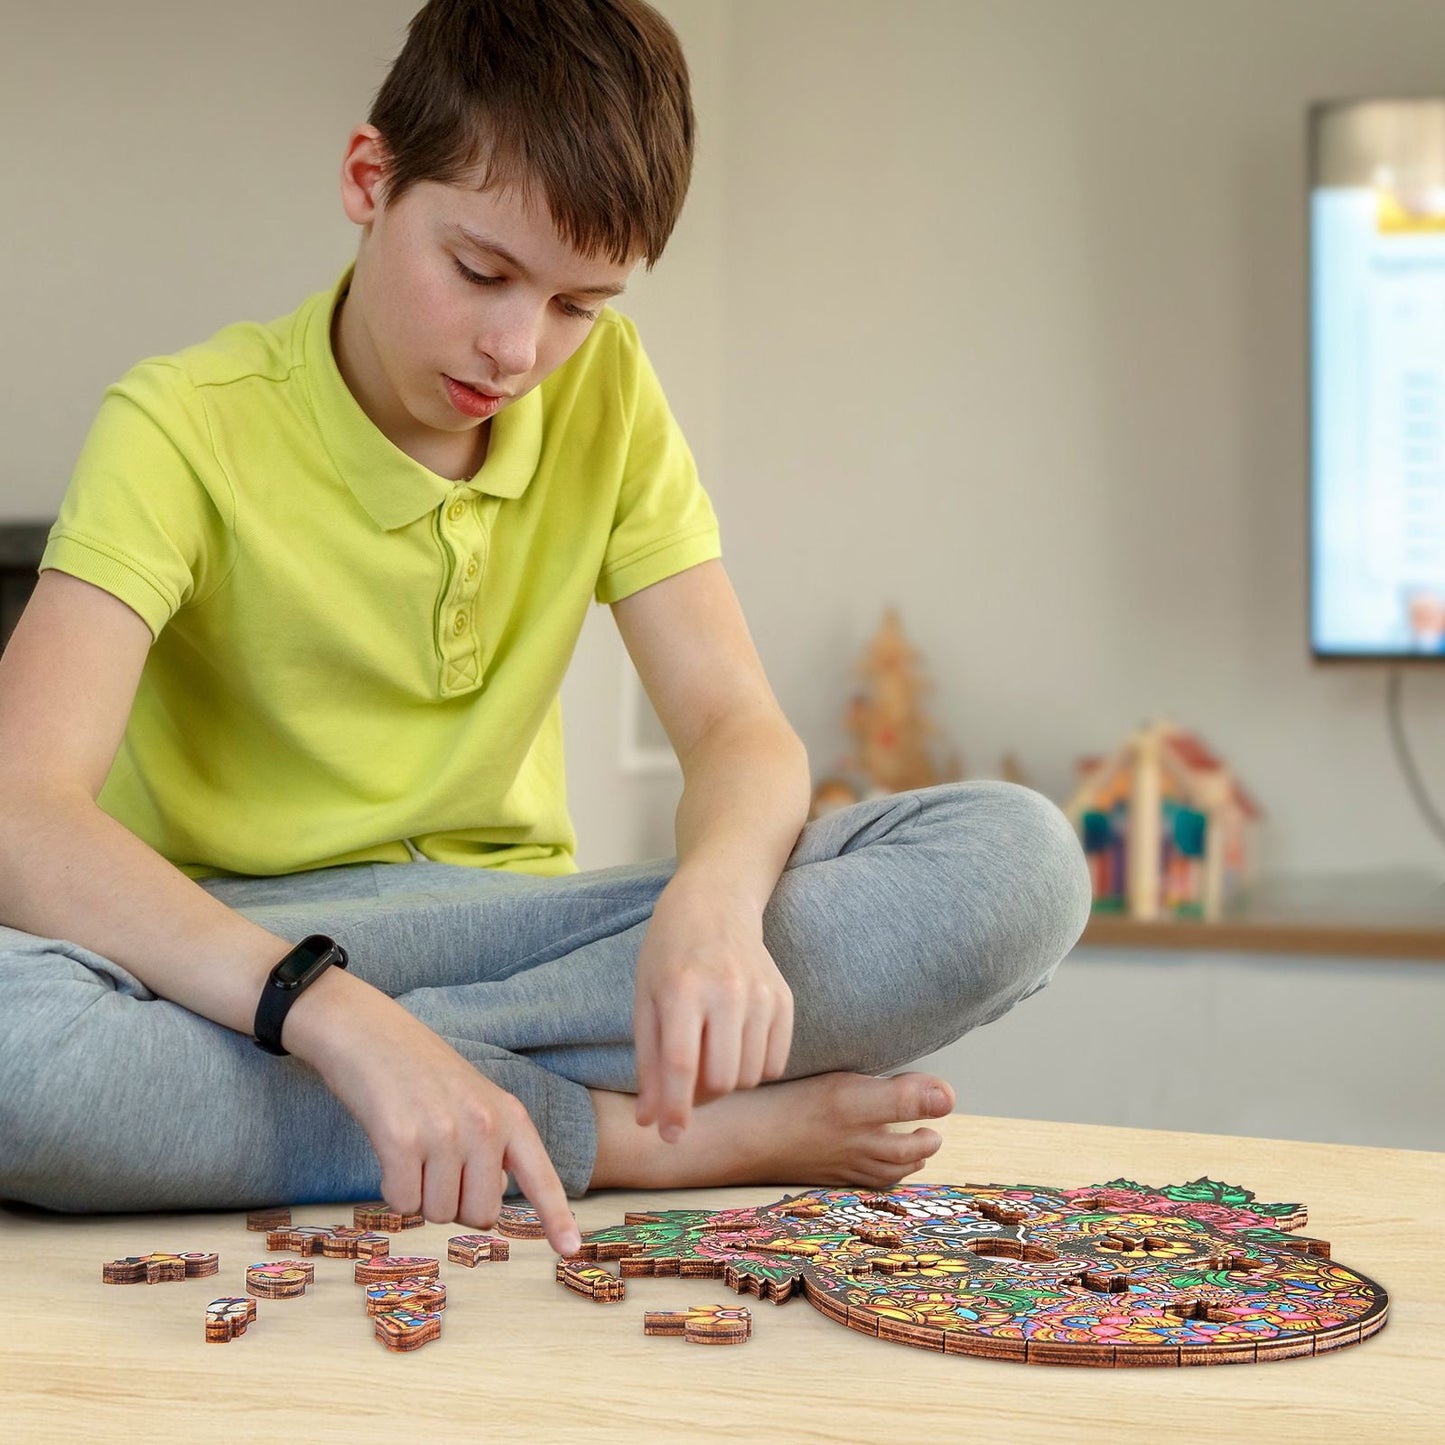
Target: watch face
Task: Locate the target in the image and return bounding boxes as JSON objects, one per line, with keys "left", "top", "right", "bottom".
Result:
{"left": 273, "top": 936, "right": 337, "bottom": 990}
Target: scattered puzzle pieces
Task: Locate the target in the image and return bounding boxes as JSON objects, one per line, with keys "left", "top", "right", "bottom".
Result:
{"left": 246, "top": 1260, "right": 315, "bottom": 1299}
{"left": 102, "top": 1252, "right": 219, "bottom": 1285}
{"left": 205, "top": 1297, "right": 258, "bottom": 1342}
{"left": 355, "top": 1255, "right": 441, "bottom": 1285}
{"left": 364, "top": 1277, "right": 448, "bottom": 1316}
{"left": 643, "top": 1304, "right": 753, "bottom": 1345}
{"left": 373, "top": 1306, "right": 442, "bottom": 1353}
{"left": 569, "top": 1178, "right": 1391, "bottom": 1367}
{"left": 556, "top": 1258, "right": 626, "bottom": 1302}
{"left": 448, "top": 1233, "right": 510, "bottom": 1267}
{"left": 266, "top": 1225, "right": 391, "bottom": 1259}
{"left": 353, "top": 1201, "right": 426, "bottom": 1232}
{"left": 245, "top": 1207, "right": 292, "bottom": 1232}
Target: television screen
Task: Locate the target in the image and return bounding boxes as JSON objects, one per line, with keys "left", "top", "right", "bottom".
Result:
{"left": 1311, "top": 99, "right": 1445, "bottom": 659}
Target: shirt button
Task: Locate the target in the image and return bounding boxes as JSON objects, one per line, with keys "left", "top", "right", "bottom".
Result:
{"left": 465, "top": 557, "right": 479, "bottom": 580}
{"left": 448, "top": 500, "right": 466, "bottom": 522}
{"left": 453, "top": 610, "right": 468, "bottom": 635}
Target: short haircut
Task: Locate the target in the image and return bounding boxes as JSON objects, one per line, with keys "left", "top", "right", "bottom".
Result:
{"left": 367, "top": 0, "right": 695, "bottom": 268}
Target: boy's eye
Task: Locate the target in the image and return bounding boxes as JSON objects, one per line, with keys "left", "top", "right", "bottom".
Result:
{"left": 557, "top": 299, "right": 600, "bottom": 321}
{"left": 452, "top": 257, "right": 501, "bottom": 287}
{"left": 451, "top": 257, "right": 599, "bottom": 322}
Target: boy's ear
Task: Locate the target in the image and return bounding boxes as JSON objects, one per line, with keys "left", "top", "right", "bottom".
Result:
{"left": 339, "top": 124, "right": 392, "bottom": 227}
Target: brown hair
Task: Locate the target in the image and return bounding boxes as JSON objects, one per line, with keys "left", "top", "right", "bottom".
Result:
{"left": 367, "top": 0, "right": 694, "bottom": 268}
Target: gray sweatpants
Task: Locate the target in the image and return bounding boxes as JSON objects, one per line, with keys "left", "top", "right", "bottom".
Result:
{"left": 0, "top": 781, "right": 1090, "bottom": 1213}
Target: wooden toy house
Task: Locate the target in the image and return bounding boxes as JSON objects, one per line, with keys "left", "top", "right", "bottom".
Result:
{"left": 1064, "top": 721, "right": 1262, "bottom": 922}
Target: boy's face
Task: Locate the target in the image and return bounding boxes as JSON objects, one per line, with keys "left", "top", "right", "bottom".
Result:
{"left": 337, "top": 125, "right": 640, "bottom": 477}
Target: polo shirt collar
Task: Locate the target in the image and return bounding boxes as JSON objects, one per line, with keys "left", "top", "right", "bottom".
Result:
{"left": 304, "top": 261, "right": 544, "bottom": 531}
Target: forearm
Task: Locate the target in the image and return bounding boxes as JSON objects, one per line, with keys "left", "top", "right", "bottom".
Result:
{"left": 670, "top": 714, "right": 812, "bottom": 914}
{"left": 0, "top": 780, "right": 380, "bottom": 1056}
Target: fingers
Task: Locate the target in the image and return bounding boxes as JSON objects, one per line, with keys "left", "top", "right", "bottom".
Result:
{"left": 697, "top": 997, "right": 743, "bottom": 1100}
{"left": 633, "top": 995, "right": 662, "bottom": 1129}
{"left": 420, "top": 1152, "right": 465, "bottom": 1225}
{"left": 656, "top": 998, "right": 703, "bottom": 1142}
{"left": 761, "top": 991, "right": 793, "bottom": 1082}
{"left": 457, "top": 1162, "right": 508, "bottom": 1237}
{"left": 504, "top": 1126, "right": 582, "bottom": 1256}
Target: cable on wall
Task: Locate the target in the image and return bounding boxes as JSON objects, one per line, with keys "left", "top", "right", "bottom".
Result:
{"left": 1385, "top": 668, "right": 1445, "bottom": 850}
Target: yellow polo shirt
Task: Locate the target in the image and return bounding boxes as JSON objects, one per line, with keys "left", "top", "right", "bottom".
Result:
{"left": 40, "top": 263, "right": 720, "bottom": 878}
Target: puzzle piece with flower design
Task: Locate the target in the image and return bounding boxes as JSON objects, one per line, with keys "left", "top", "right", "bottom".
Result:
{"left": 373, "top": 1306, "right": 442, "bottom": 1353}
{"left": 352, "top": 1201, "right": 426, "bottom": 1232}
{"left": 364, "top": 1277, "right": 448, "bottom": 1316}
{"left": 643, "top": 1304, "right": 753, "bottom": 1345}
{"left": 205, "top": 1297, "right": 258, "bottom": 1342}
{"left": 556, "top": 1258, "right": 626, "bottom": 1302}
{"left": 245, "top": 1207, "right": 292, "bottom": 1232}
{"left": 102, "top": 1251, "right": 219, "bottom": 1284}
{"left": 265, "top": 1225, "right": 391, "bottom": 1259}
{"left": 354, "top": 1255, "right": 441, "bottom": 1285}
{"left": 246, "top": 1260, "right": 315, "bottom": 1299}
{"left": 565, "top": 1179, "right": 1390, "bottom": 1367}
{"left": 447, "top": 1233, "right": 510, "bottom": 1266}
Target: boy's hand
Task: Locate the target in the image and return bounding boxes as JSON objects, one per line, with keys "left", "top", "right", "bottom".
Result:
{"left": 632, "top": 873, "right": 794, "bottom": 1142}
{"left": 286, "top": 970, "right": 582, "bottom": 1256}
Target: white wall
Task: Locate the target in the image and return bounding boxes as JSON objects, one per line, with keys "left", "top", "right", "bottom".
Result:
{"left": 11, "top": 1, "right": 1445, "bottom": 877}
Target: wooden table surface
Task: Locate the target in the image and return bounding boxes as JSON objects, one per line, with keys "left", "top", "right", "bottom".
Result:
{"left": 4, "top": 1112, "right": 1441, "bottom": 1444}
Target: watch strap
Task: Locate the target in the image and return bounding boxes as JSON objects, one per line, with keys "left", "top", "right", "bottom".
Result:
{"left": 252, "top": 934, "right": 349, "bottom": 1057}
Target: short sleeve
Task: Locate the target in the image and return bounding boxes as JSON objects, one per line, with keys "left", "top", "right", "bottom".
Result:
{"left": 594, "top": 318, "right": 721, "bottom": 605}
{"left": 40, "top": 362, "right": 236, "bottom": 640}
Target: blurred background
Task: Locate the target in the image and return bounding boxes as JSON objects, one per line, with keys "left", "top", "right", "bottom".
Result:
{"left": 4, "top": 0, "right": 1443, "bottom": 1152}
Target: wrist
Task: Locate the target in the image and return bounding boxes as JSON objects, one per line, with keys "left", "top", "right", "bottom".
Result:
{"left": 662, "top": 864, "right": 769, "bottom": 921}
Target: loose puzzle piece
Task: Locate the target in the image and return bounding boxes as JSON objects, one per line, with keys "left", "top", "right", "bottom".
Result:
{"left": 246, "top": 1260, "right": 316, "bottom": 1299}
{"left": 556, "top": 1258, "right": 626, "bottom": 1302}
{"left": 205, "top": 1297, "right": 258, "bottom": 1343}
{"left": 448, "top": 1233, "right": 511, "bottom": 1267}
{"left": 373, "top": 1306, "right": 442, "bottom": 1353}
{"left": 496, "top": 1204, "right": 548, "bottom": 1239}
{"left": 355, "top": 1255, "right": 441, "bottom": 1285}
{"left": 245, "top": 1207, "right": 292, "bottom": 1232}
{"left": 353, "top": 1201, "right": 426, "bottom": 1232}
{"left": 102, "top": 1252, "right": 220, "bottom": 1285}
{"left": 567, "top": 1178, "right": 1390, "bottom": 1367}
{"left": 364, "top": 1277, "right": 448, "bottom": 1316}
{"left": 266, "top": 1225, "right": 391, "bottom": 1259}
{"left": 643, "top": 1304, "right": 753, "bottom": 1345}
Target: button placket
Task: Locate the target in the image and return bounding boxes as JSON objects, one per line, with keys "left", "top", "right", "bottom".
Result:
{"left": 436, "top": 490, "right": 491, "bottom": 695}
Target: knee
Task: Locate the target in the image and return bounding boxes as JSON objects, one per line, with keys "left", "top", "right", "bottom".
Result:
{"left": 924, "top": 779, "right": 1092, "bottom": 1008}
{"left": 0, "top": 946, "right": 124, "bottom": 1210}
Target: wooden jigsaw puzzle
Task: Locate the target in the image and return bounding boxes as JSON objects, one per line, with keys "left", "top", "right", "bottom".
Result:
{"left": 205, "top": 1297, "right": 257, "bottom": 1343}
{"left": 568, "top": 1178, "right": 1390, "bottom": 1367}
{"left": 364, "top": 1278, "right": 449, "bottom": 1316}
{"left": 557, "top": 1258, "right": 627, "bottom": 1302}
{"left": 265, "top": 1225, "right": 391, "bottom": 1259}
{"left": 245, "top": 1208, "right": 292, "bottom": 1232}
{"left": 643, "top": 1304, "right": 753, "bottom": 1345}
{"left": 448, "top": 1233, "right": 510, "bottom": 1267}
{"left": 246, "top": 1260, "right": 315, "bottom": 1299}
{"left": 353, "top": 1202, "right": 426, "bottom": 1232}
{"left": 102, "top": 1251, "right": 219, "bottom": 1285}
{"left": 354, "top": 1255, "right": 441, "bottom": 1285}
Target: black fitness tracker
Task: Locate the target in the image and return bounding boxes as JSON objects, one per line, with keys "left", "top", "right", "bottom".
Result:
{"left": 252, "top": 934, "right": 349, "bottom": 1056}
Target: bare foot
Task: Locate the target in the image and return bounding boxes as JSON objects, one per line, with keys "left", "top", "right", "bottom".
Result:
{"left": 585, "top": 1071, "right": 957, "bottom": 1193}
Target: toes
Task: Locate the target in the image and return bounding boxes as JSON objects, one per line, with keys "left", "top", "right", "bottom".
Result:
{"left": 886, "top": 1072, "right": 955, "bottom": 1123}
{"left": 876, "top": 1126, "right": 941, "bottom": 1164}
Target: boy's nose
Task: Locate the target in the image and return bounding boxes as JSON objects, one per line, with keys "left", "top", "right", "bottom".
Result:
{"left": 478, "top": 314, "right": 539, "bottom": 380}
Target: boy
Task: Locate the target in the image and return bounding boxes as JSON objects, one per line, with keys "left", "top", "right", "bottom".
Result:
{"left": 0, "top": 0, "right": 1090, "bottom": 1260}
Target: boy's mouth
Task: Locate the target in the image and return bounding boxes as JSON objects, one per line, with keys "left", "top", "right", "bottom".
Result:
{"left": 444, "top": 375, "right": 508, "bottom": 418}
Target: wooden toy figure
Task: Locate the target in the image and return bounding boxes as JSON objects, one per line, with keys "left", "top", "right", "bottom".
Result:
{"left": 810, "top": 608, "right": 964, "bottom": 819}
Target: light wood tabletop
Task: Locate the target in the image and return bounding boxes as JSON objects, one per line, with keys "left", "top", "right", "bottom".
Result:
{"left": 3, "top": 1112, "right": 1441, "bottom": 1444}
